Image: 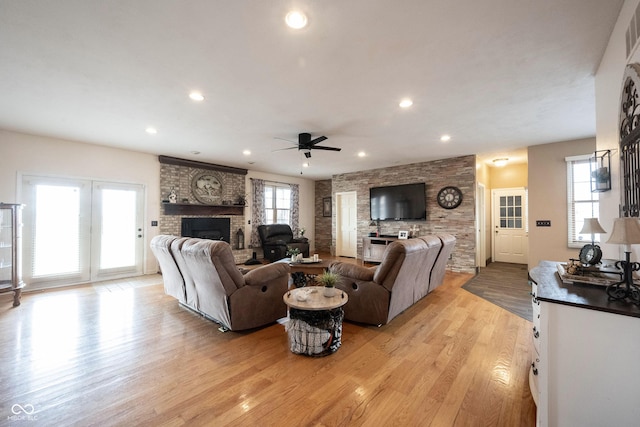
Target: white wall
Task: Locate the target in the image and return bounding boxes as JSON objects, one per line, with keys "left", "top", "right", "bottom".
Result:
{"left": 595, "top": 0, "right": 639, "bottom": 259}
{"left": 0, "top": 129, "right": 162, "bottom": 274}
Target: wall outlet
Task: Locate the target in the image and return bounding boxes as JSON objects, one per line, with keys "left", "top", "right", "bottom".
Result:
{"left": 151, "top": 220, "right": 158, "bottom": 226}
{"left": 536, "top": 220, "right": 551, "bottom": 227}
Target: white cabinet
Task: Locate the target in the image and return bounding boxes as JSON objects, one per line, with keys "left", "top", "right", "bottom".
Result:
{"left": 530, "top": 261, "right": 640, "bottom": 427}
{"left": 363, "top": 236, "right": 397, "bottom": 263}
{"left": 0, "top": 203, "right": 25, "bottom": 306}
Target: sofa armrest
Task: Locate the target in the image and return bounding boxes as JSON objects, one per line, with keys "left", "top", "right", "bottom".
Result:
{"left": 329, "top": 262, "right": 376, "bottom": 281}
{"left": 244, "top": 262, "right": 290, "bottom": 286}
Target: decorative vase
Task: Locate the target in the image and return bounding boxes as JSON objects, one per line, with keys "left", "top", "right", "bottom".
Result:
{"left": 323, "top": 286, "right": 336, "bottom": 297}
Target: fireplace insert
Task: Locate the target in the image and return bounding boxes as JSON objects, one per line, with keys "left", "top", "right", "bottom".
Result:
{"left": 181, "top": 218, "right": 231, "bottom": 243}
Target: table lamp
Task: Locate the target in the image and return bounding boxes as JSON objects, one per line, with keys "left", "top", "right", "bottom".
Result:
{"left": 605, "top": 217, "right": 640, "bottom": 304}
{"left": 578, "top": 218, "right": 607, "bottom": 265}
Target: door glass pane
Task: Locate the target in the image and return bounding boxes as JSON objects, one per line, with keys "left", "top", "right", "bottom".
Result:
{"left": 100, "top": 189, "right": 136, "bottom": 269}
{"left": 498, "top": 192, "right": 523, "bottom": 229}
{"left": 33, "top": 185, "right": 80, "bottom": 277}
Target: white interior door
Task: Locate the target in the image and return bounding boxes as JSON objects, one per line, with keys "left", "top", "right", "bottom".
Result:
{"left": 492, "top": 187, "right": 528, "bottom": 264}
{"left": 336, "top": 192, "right": 357, "bottom": 257}
{"left": 476, "top": 183, "right": 486, "bottom": 267}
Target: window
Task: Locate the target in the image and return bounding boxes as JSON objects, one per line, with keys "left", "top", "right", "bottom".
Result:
{"left": 264, "top": 184, "right": 291, "bottom": 225}
{"left": 567, "top": 155, "right": 600, "bottom": 248}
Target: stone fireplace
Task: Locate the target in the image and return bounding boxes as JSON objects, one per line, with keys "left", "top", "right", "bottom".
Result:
{"left": 158, "top": 156, "right": 251, "bottom": 263}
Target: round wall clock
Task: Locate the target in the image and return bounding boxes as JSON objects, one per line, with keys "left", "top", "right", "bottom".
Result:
{"left": 579, "top": 244, "right": 602, "bottom": 265}
{"left": 437, "top": 186, "right": 463, "bottom": 209}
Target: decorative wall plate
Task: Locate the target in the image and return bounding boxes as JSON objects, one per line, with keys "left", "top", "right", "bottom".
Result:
{"left": 191, "top": 172, "right": 223, "bottom": 204}
{"left": 437, "top": 186, "right": 462, "bottom": 209}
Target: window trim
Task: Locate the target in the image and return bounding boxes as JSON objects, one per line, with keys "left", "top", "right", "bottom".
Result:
{"left": 566, "top": 154, "right": 600, "bottom": 249}
{"left": 263, "top": 182, "right": 292, "bottom": 225}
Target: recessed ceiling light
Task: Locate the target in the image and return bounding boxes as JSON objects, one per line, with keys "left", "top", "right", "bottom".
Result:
{"left": 243, "top": 150, "right": 251, "bottom": 156}
{"left": 145, "top": 127, "right": 157, "bottom": 134}
{"left": 285, "top": 11, "right": 307, "bottom": 29}
{"left": 358, "top": 151, "right": 366, "bottom": 157}
{"left": 493, "top": 158, "right": 509, "bottom": 167}
{"left": 189, "top": 92, "right": 205, "bottom": 101}
{"left": 399, "top": 99, "right": 413, "bottom": 108}
{"left": 440, "top": 135, "right": 451, "bottom": 142}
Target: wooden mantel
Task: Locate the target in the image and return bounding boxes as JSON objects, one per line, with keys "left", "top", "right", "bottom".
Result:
{"left": 162, "top": 203, "right": 244, "bottom": 216}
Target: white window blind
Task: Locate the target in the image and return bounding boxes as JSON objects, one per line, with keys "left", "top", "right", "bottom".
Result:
{"left": 566, "top": 155, "right": 600, "bottom": 248}
{"left": 264, "top": 184, "right": 291, "bottom": 225}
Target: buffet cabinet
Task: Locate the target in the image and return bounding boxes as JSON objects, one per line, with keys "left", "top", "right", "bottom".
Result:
{"left": 529, "top": 261, "right": 640, "bottom": 426}
{"left": 0, "top": 203, "right": 25, "bottom": 306}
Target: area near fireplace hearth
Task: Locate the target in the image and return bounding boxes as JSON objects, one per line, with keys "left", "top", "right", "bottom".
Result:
{"left": 158, "top": 156, "right": 252, "bottom": 264}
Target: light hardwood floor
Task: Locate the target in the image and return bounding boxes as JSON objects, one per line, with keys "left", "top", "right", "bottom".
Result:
{"left": 0, "top": 269, "right": 536, "bottom": 426}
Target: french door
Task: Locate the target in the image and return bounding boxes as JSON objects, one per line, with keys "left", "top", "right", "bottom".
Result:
{"left": 22, "top": 176, "right": 145, "bottom": 288}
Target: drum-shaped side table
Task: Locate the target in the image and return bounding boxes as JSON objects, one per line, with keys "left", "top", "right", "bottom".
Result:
{"left": 283, "top": 287, "right": 348, "bottom": 356}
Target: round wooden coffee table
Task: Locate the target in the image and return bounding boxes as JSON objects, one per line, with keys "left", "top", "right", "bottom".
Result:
{"left": 283, "top": 287, "right": 348, "bottom": 356}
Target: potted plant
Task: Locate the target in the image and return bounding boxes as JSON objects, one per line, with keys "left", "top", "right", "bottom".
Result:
{"left": 318, "top": 271, "right": 339, "bottom": 297}
{"left": 287, "top": 247, "right": 301, "bottom": 262}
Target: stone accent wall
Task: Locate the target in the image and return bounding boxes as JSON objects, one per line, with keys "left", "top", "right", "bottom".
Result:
{"left": 159, "top": 162, "right": 251, "bottom": 264}
{"left": 330, "top": 155, "right": 476, "bottom": 273}
{"left": 314, "top": 179, "right": 332, "bottom": 253}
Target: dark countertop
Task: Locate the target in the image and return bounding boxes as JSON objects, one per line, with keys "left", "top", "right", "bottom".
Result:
{"left": 530, "top": 260, "right": 640, "bottom": 319}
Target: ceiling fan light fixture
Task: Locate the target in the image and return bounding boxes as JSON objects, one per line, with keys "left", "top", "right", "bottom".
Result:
{"left": 285, "top": 11, "right": 307, "bottom": 29}
{"left": 493, "top": 158, "right": 509, "bottom": 167}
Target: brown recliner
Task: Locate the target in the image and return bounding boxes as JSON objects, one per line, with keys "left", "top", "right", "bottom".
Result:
{"left": 150, "top": 235, "right": 187, "bottom": 303}
{"left": 151, "top": 235, "right": 290, "bottom": 331}
{"left": 329, "top": 235, "right": 454, "bottom": 326}
{"left": 427, "top": 234, "right": 456, "bottom": 293}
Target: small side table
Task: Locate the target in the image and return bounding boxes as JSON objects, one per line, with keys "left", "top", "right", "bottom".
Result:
{"left": 283, "top": 287, "right": 348, "bottom": 356}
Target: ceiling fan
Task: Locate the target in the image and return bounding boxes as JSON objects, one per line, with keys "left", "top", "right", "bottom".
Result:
{"left": 275, "top": 132, "right": 341, "bottom": 158}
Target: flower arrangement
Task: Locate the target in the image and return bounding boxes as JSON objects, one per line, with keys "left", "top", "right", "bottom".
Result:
{"left": 287, "top": 247, "right": 301, "bottom": 262}
{"left": 298, "top": 227, "right": 306, "bottom": 237}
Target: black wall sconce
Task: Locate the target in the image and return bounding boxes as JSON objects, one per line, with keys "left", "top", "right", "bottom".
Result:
{"left": 591, "top": 149, "right": 611, "bottom": 192}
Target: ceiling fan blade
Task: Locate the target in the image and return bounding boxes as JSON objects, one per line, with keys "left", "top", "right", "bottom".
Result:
{"left": 311, "top": 145, "right": 341, "bottom": 151}
{"left": 310, "top": 136, "right": 328, "bottom": 145}
{"left": 271, "top": 146, "right": 298, "bottom": 152}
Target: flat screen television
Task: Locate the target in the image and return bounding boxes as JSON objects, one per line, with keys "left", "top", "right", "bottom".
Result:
{"left": 370, "top": 182, "right": 426, "bottom": 220}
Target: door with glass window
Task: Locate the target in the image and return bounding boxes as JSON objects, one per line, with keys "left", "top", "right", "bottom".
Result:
{"left": 492, "top": 188, "right": 528, "bottom": 264}
{"left": 22, "top": 176, "right": 144, "bottom": 288}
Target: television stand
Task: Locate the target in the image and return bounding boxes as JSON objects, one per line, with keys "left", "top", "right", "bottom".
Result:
{"left": 363, "top": 236, "right": 397, "bottom": 263}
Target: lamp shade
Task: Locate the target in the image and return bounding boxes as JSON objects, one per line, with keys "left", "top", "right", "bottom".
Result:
{"left": 606, "top": 217, "right": 640, "bottom": 245}
{"left": 579, "top": 218, "right": 607, "bottom": 235}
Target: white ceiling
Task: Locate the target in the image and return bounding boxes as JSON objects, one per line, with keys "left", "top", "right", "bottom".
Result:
{"left": 0, "top": 0, "right": 624, "bottom": 179}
